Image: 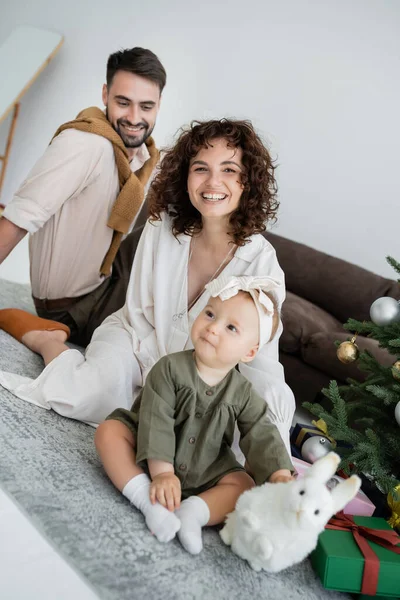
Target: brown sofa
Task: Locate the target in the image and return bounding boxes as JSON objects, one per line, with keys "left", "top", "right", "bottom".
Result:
{"left": 265, "top": 233, "right": 400, "bottom": 407}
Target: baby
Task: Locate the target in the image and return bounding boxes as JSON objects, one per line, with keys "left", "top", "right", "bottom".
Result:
{"left": 95, "top": 275, "right": 293, "bottom": 554}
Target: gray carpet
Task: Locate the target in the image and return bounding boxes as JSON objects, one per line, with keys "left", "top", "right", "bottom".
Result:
{"left": 0, "top": 278, "right": 352, "bottom": 600}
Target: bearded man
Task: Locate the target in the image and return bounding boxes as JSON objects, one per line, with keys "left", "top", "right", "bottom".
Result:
{"left": 0, "top": 47, "right": 166, "bottom": 345}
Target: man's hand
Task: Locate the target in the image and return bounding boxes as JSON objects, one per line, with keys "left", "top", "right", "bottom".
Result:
{"left": 268, "top": 469, "right": 293, "bottom": 483}
{"left": 150, "top": 472, "right": 181, "bottom": 511}
{"left": 0, "top": 217, "right": 27, "bottom": 264}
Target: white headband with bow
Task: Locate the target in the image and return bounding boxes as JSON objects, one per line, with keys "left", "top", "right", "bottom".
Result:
{"left": 205, "top": 274, "right": 281, "bottom": 349}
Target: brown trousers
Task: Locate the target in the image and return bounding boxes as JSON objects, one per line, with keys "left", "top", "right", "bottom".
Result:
{"left": 36, "top": 224, "right": 145, "bottom": 347}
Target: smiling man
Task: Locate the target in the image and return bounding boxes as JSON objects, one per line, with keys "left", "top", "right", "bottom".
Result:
{"left": 0, "top": 48, "right": 166, "bottom": 345}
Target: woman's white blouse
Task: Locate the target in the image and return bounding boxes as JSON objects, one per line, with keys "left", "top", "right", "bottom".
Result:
{"left": 115, "top": 213, "right": 295, "bottom": 452}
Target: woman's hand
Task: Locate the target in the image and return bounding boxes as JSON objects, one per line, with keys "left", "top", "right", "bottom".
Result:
{"left": 150, "top": 472, "right": 181, "bottom": 511}
{"left": 268, "top": 469, "right": 293, "bottom": 483}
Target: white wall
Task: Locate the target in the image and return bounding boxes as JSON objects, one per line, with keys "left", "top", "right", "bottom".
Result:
{"left": 1, "top": 0, "right": 399, "bottom": 285}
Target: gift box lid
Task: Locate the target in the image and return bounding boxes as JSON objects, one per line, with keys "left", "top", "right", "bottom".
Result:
{"left": 311, "top": 516, "right": 400, "bottom": 597}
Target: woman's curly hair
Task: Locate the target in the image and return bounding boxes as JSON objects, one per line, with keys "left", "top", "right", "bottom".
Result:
{"left": 148, "top": 119, "right": 279, "bottom": 246}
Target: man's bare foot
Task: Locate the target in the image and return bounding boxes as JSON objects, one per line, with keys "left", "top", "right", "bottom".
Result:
{"left": 21, "top": 329, "right": 69, "bottom": 354}
{"left": 0, "top": 309, "right": 70, "bottom": 347}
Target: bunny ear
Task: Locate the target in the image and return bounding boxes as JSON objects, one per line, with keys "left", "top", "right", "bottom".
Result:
{"left": 304, "top": 452, "right": 341, "bottom": 483}
{"left": 331, "top": 475, "right": 361, "bottom": 513}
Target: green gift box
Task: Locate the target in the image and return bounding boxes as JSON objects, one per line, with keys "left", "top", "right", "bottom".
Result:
{"left": 311, "top": 514, "right": 400, "bottom": 598}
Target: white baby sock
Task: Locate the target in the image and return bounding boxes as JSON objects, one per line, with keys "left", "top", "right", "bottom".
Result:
{"left": 123, "top": 473, "right": 181, "bottom": 543}
{"left": 175, "top": 495, "right": 210, "bottom": 554}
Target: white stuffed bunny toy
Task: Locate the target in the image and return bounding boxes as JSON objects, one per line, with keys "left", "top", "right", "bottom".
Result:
{"left": 220, "top": 452, "right": 361, "bottom": 573}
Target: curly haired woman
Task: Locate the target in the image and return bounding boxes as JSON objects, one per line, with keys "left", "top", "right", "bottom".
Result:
{"left": 0, "top": 119, "right": 295, "bottom": 452}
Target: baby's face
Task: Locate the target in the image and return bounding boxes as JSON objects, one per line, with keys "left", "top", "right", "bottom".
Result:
{"left": 191, "top": 293, "right": 259, "bottom": 370}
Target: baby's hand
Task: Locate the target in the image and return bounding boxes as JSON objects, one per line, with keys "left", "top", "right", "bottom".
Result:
{"left": 268, "top": 469, "right": 293, "bottom": 484}
{"left": 150, "top": 472, "right": 181, "bottom": 511}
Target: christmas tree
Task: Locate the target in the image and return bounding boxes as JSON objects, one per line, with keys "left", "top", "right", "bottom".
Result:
{"left": 304, "top": 257, "right": 400, "bottom": 497}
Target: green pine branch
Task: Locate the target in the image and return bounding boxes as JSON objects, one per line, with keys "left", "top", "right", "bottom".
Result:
{"left": 387, "top": 255, "right": 400, "bottom": 278}
{"left": 355, "top": 351, "right": 393, "bottom": 376}
{"left": 343, "top": 320, "right": 400, "bottom": 353}
{"left": 301, "top": 257, "right": 400, "bottom": 494}
{"left": 386, "top": 432, "right": 400, "bottom": 458}
{"left": 303, "top": 382, "right": 400, "bottom": 493}
{"left": 366, "top": 384, "right": 400, "bottom": 405}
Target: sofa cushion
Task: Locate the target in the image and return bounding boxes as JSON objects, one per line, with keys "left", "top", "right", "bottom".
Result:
{"left": 280, "top": 352, "right": 331, "bottom": 406}
{"left": 301, "top": 331, "right": 395, "bottom": 383}
{"left": 281, "top": 291, "right": 343, "bottom": 353}
{"left": 266, "top": 232, "right": 400, "bottom": 323}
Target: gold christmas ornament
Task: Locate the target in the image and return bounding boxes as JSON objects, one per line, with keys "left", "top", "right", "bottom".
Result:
{"left": 392, "top": 361, "right": 400, "bottom": 382}
{"left": 387, "top": 484, "right": 400, "bottom": 531}
{"left": 337, "top": 336, "right": 359, "bottom": 364}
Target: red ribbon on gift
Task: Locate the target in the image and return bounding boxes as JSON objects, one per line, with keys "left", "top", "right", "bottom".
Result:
{"left": 326, "top": 511, "right": 400, "bottom": 596}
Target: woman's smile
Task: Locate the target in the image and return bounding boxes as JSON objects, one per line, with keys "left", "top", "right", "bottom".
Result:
{"left": 201, "top": 192, "right": 228, "bottom": 202}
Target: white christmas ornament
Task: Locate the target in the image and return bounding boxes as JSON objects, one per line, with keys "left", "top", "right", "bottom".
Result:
{"left": 301, "top": 436, "right": 333, "bottom": 463}
{"left": 395, "top": 401, "right": 400, "bottom": 426}
{"left": 370, "top": 297, "right": 400, "bottom": 326}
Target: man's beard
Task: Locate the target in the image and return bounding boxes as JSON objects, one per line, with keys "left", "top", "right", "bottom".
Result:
{"left": 106, "top": 110, "right": 154, "bottom": 148}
